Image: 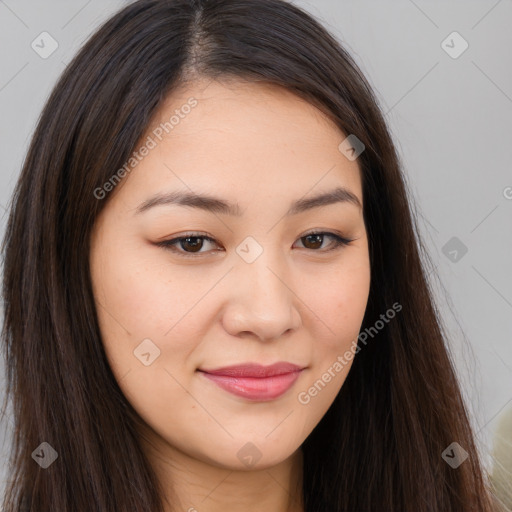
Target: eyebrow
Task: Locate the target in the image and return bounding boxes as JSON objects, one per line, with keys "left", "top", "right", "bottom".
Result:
{"left": 135, "top": 186, "right": 362, "bottom": 216}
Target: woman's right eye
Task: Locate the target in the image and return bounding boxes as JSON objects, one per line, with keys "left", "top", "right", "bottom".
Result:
{"left": 157, "top": 234, "right": 222, "bottom": 257}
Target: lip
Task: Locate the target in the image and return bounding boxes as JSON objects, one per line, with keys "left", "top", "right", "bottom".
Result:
{"left": 197, "top": 362, "right": 305, "bottom": 401}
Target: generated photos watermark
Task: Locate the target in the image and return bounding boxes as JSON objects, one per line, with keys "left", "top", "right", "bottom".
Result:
{"left": 94, "top": 97, "right": 198, "bottom": 200}
{"left": 297, "top": 301, "right": 402, "bottom": 404}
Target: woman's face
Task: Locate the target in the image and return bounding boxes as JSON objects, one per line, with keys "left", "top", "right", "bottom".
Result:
{"left": 90, "top": 79, "right": 370, "bottom": 470}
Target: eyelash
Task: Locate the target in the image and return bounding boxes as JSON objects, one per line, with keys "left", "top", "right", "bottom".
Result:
{"left": 156, "top": 230, "right": 354, "bottom": 258}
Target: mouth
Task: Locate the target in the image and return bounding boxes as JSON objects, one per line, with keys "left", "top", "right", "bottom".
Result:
{"left": 197, "top": 362, "right": 306, "bottom": 401}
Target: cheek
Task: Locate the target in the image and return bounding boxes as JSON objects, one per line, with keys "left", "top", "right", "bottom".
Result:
{"left": 295, "top": 251, "right": 370, "bottom": 402}
{"left": 91, "top": 246, "right": 204, "bottom": 429}
{"left": 92, "top": 238, "right": 215, "bottom": 341}
{"left": 301, "top": 256, "right": 370, "bottom": 345}
{"left": 292, "top": 262, "right": 369, "bottom": 421}
{"left": 91, "top": 239, "right": 223, "bottom": 394}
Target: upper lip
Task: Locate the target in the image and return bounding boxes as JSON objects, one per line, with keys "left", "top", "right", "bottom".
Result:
{"left": 198, "top": 362, "right": 304, "bottom": 378}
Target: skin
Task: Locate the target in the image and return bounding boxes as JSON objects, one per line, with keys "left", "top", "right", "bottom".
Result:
{"left": 90, "top": 78, "right": 371, "bottom": 512}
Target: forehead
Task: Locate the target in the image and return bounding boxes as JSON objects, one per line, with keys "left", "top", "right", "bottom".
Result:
{"left": 115, "top": 78, "right": 363, "bottom": 209}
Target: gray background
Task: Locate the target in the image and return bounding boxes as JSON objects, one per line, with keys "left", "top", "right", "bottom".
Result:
{"left": 0, "top": 0, "right": 511, "bottom": 495}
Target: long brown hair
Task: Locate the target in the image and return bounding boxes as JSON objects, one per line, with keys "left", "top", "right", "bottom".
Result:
{"left": 1, "top": 0, "right": 500, "bottom": 510}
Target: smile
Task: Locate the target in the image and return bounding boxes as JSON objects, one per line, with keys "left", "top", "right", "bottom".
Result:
{"left": 197, "top": 362, "right": 305, "bottom": 401}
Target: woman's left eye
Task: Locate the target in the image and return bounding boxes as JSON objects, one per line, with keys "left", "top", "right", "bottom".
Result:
{"left": 156, "top": 231, "right": 353, "bottom": 257}
{"left": 293, "top": 232, "right": 353, "bottom": 251}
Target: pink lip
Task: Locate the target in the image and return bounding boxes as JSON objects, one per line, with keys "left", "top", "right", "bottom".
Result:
{"left": 198, "top": 362, "right": 304, "bottom": 401}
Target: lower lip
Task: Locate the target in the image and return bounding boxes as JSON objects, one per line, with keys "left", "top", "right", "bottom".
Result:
{"left": 199, "top": 370, "right": 303, "bottom": 401}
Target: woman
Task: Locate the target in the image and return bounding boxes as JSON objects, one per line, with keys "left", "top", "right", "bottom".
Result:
{"left": 0, "top": 0, "right": 501, "bottom": 510}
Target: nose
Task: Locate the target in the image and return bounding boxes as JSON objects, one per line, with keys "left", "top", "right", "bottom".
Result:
{"left": 221, "top": 255, "right": 302, "bottom": 342}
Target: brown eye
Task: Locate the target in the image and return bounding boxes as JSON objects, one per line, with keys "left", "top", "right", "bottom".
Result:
{"left": 301, "top": 234, "right": 324, "bottom": 249}
{"left": 179, "top": 237, "right": 205, "bottom": 253}
{"left": 294, "top": 232, "right": 353, "bottom": 252}
{"left": 157, "top": 234, "right": 221, "bottom": 257}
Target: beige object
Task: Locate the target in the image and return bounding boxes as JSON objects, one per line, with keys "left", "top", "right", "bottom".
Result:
{"left": 491, "top": 405, "right": 512, "bottom": 511}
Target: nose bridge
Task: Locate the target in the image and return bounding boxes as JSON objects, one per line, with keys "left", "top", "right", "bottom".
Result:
{"left": 224, "top": 243, "right": 301, "bottom": 340}
{"left": 244, "top": 253, "right": 288, "bottom": 306}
